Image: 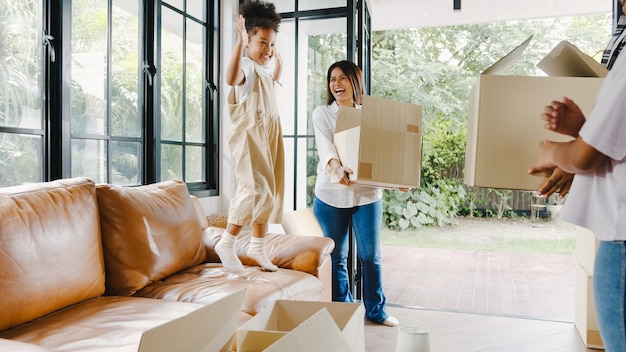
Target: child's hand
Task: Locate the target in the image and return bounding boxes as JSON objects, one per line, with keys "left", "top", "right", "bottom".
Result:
{"left": 273, "top": 49, "right": 282, "bottom": 69}
{"left": 272, "top": 48, "right": 283, "bottom": 83}
{"left": 236, "top": 14, "right": 249, "bottom": 46}
{"left": 541, "top": 97, "right": 585, "bottom": 138}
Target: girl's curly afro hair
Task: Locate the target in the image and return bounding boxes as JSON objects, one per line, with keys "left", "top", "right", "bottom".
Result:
{"left": 240, "top": 1, "right": 282, "bottom": 33}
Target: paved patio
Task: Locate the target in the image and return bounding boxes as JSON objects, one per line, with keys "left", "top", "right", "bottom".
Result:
{"left": 380, "top": 227, "right": 576, "bottom": 322}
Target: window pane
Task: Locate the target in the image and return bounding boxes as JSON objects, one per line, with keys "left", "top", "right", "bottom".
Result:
{"left": 305, "top": 18, "right": 347, "bottom": 208}
{"left": 187, "top": 0, "right": 204, "bottom": 21}
{"left": 185, "top": 19, "right": 204, "bottom": 143}
{"left": 111, "top": 141, "right": 141, "bottom": 186}
{"left": 111, "top": 0, "right": 140, "bottom": 138}
{"left": 296, "top": 137, "right": 310, "bottom": 208}
{"left": 299, "top": 0, "right": 346, "bottom": 11}
{"left": 161, "top": 144, "right": 182, "bottom": 181}
{"left": 185, "top": 145, "right": 203, "bottom": 182}
{"left": 272, "top": 0, "right": 294, "bottom": 13}
{"left": 282, "top": 137, "right": 295, "bottom": 210}
{"left": 72, "top": 138, "right": 107, "bottom": 183}
{"left": 0, "top": 133, "right": 42, "bottom": 187}
{"left": 71, "top": 0, "right": 108, "bottom": 136}
{"left": 0, "top": 1, "right": 43, "bottom": 130}
{"left": 306, "top": 137, "right": 318, "bottom": 207}
{"left": 164, "top": 0, "right": 184, "bottom": 11}
{"left": 304, "top": 18, "right": 347, "bottom": 134}
{"left": 160, "top": 7, "right": 184, "bottom": 141}
{"left": 275, "top": 21, "right": 295, "bottom": 135}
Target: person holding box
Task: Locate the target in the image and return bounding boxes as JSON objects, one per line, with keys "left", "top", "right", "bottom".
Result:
{"left": 533, "top": 5, "right": 626, "bottom": 199}
{"left": 311, "top": 60, "right": 398, "bottom": 327}
{"left": 529, "top": 3, "right": 626, "bottom": 347}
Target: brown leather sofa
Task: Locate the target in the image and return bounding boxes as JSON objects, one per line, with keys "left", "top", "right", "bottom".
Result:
{"left": 0, "top": 177, "right": 334, "bottom": 351}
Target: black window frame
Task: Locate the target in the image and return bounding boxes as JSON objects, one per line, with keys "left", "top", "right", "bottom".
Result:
{"left": 0, "top": 0, "right": 219, "bottom": 197}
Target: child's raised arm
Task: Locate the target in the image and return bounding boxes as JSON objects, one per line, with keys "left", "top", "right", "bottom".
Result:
{"left": 226, "top": 15, "right": 248, "bottom": 86}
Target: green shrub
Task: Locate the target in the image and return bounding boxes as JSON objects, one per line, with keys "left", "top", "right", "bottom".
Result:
{"left": 383, "top": 178, "right": 466, "bottom": 230}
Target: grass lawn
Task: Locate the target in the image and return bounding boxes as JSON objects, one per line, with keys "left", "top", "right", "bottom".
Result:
{"left": 380, "top": 217, "right": 576, "bottom": 255}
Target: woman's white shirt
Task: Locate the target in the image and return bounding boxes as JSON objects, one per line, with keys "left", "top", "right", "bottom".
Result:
{"left": 312, "top": 101, "right": 381, "bottom": 208}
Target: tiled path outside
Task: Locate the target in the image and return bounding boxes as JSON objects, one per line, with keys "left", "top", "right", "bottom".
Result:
{"left": 381, "top": 246, "right": 576, "bottom": 322}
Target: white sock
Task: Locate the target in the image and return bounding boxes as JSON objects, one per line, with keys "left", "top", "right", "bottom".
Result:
{"left": 382, "top": 315, "right": 399, "bottom": 327}
{"left": 215, "top": 231, "right": 244, "bottom": 274}
{"left": 247, "top": 237, "right": 278, "bottom": 272}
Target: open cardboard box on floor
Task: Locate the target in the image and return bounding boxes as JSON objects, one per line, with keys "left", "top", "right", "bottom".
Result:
{"left": 333, "top": 95, "right": 423, "bottom": 189}
{"left": 138, "top": 289, "right": 245, "bottom": 352}
{"left": 464, "top": 36, "right": 607, "bottom": 190}
{"left": 236, "top": 300, "right": 365, "bottom": 352}
{"left": 574, "top": 264, "right": 604, "bottom": 349}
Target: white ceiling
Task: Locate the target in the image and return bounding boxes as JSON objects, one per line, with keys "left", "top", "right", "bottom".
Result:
{"left": 368, "top": 0, "right": 613, "bottom": 31}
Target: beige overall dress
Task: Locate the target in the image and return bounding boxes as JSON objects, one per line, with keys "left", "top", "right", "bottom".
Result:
{"left": 226, "top": 65, "right": 284, "bottom": 226}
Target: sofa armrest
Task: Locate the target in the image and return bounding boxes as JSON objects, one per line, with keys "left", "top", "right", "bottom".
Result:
{"left": 202, "top": 227, "right": 334, "bottom": 278}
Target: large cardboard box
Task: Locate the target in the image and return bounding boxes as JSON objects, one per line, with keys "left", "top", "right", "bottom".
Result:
{"left": 575, "top": 226, "right": 600, "bottom": 273}
{"left": 334, "top": 95, "right": 423, "bottom": 189}
{"left": 281, "top": 208, "right": 323, "bottom": 237}
{"left": 464, "top": 37, "right": 606, "bottom": 190}
{"left": 236, "top": 300, "right": 365, "bottom": 352}
{"left": 138, "top": 289, "right": 245, "bottom": 352}
{"left": 574, "top": 264, "right": 603, "bottom": 349}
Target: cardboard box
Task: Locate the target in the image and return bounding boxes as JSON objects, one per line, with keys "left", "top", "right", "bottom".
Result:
{"left": 281, "top": 208, "right": 323, "bottom": 237}
{"left": 280, "top": 209, "right": 332, "bottom": 301}
{"left": 237, "top": 300, "right": 365, "bottom": 352}
{"left": 575, "top": 226, "right": 600, "bottom": 273}
{"left": 334, "top": 95, "right": 423, "bottom": 189}
{"left": 574, "top": 264, "right": 603, "bottom": 349}
{"left": 464, "top": 37, "right": 606, "bottom": 190}
{"left": 138, "top": 289, "right": 245, "bottom": 352}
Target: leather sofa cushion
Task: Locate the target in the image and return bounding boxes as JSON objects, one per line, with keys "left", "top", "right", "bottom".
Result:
{"left": 203, "top": 227, "right": 334, "bottom": 278}
{"left": 134, "top": 263, "right": 325, "bottom": 315}
{"left": 0, "top": 296, "right": 204, "bottom": 352}
{"left": 96, "top": 180, "right": 206, "bottom": 296}
{"left": 0, "top": 177, "right": 105, "bottom": 332}
{"left": 0, "top": 339, "right": 50, "bottom": 351}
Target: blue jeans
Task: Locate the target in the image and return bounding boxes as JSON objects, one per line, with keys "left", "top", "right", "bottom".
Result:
{"left": 313, "top": 196, "right": 389, "bottom": 323}
{"left": 593, "top": 241, "right": 626, "bottom": 352}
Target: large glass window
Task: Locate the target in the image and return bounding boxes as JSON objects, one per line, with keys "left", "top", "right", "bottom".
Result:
{"left": 159, "top": 1, "right": 208, "bottom": 183}
{"left": 1, "top": 0, "right": 218, "bottom": 193}
{"left": 277, "top": 9, "right": 352, "bottom": 210}
{"left": 0, "top": 0, "right": 44, "bottom": 187}
{"left": 301, "top": 18, "right": 347, "bottom": 207}
{"left": 71, "top": 0, "right": 141, "bottom": 185}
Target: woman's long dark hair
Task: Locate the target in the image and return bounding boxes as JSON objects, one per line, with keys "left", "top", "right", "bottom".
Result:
{"left": 325, "top": 60, "right": 364, "bottom": 106}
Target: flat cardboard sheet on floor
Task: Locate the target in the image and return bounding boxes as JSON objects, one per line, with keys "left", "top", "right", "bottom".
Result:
{"left": 464, "top": 37, "right": 606, "bottom": 190}
{"left": 237, "top": 300, "right": 365, "bottom": 352}
{"left": 334, "top": 95, "right": 422, "bottom": 189}
{"left": 138, "top": 289, "right": 245, "bottom": 352}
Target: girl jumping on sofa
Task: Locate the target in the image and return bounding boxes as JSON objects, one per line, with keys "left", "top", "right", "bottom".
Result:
{"left": 215, "top": 0, "right": 283, "bottom": 273}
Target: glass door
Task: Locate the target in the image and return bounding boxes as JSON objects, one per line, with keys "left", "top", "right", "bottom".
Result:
{"left": 276, "top": 0, "right": 370, "bottom": 210}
